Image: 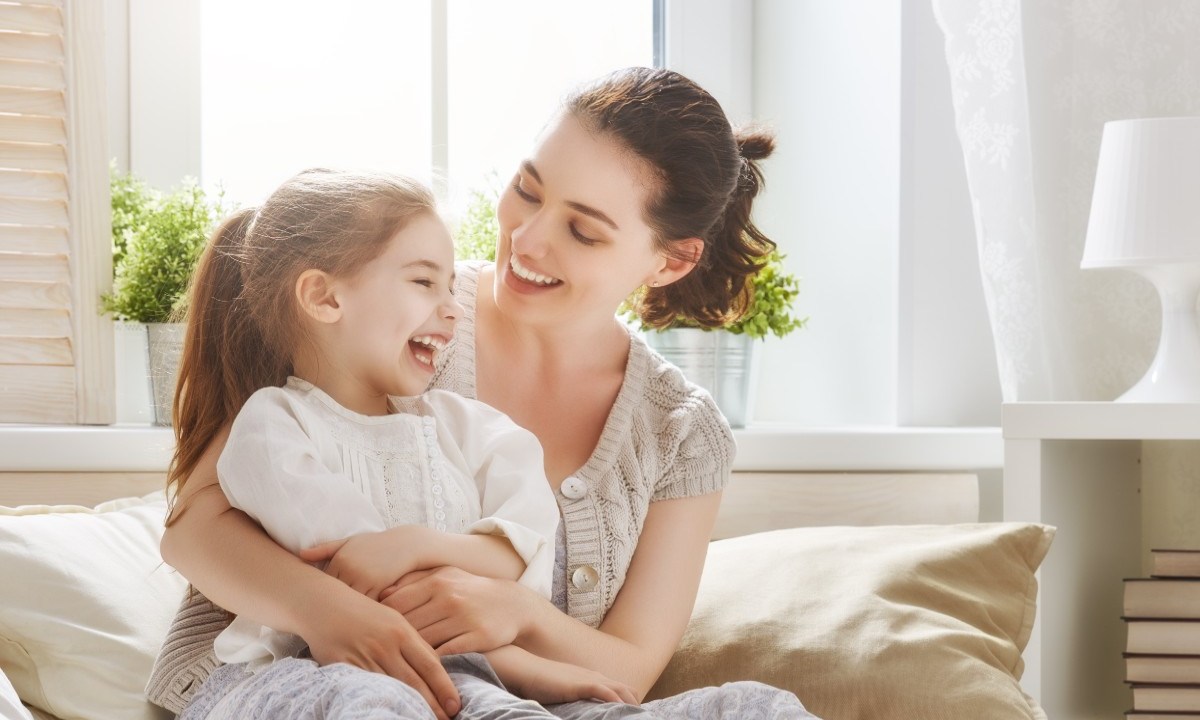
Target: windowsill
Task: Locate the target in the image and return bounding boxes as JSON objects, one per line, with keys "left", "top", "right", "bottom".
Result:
{"left": 0, "top": 423, "right": 1003, "bottom": 473}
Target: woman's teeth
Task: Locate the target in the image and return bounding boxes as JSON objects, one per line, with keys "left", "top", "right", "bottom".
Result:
{"left": 510, "top": 256, "right": 562, "bottom": 286}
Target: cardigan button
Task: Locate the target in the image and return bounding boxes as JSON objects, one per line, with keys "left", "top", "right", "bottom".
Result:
{"left": 570, "top": 565, "right": 599, "bottom": 591}
{"left": 560, "top": 476, "right": 587, "bottom": 500}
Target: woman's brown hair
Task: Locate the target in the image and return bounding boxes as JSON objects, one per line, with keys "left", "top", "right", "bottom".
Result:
{"left": 166, "top": 169, "right": 437, "bottom": 518}
{"left": 565, "top": 67, "right": 776, "bottom": 328}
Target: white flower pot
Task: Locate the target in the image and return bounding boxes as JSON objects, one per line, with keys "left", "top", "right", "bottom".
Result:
{"left": 113, "top": 321, "right": 153, "bottom": 424}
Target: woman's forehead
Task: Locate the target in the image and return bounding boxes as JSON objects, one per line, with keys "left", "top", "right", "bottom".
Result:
{"left": 528, "top": 113, "right": 657, "bottom": 227}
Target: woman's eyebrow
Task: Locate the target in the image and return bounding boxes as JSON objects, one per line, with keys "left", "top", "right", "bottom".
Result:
{"left": 522, "top": 160, "right": 620, "bottom": 231}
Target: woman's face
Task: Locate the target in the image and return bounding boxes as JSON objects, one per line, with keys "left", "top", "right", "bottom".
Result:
{"left": 494, "top": 111, "right": 664, "bottom": 329}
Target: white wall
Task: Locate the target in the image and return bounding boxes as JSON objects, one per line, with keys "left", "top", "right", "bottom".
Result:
{"left": 752, "top": 0, "right": 901, "bottom": 425}
{"left": 751, "top": 0, "right": 1000, "bottom": 427}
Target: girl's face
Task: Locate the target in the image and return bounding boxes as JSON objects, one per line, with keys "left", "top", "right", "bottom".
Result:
{"left": 494, "top": 112, "right": 666, "bottom": 329}
{"left": 332, "top": 212, "right": 462, "bottom": 399}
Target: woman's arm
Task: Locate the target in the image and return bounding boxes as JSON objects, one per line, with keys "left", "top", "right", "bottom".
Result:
{"left": 160, "top": 425, "right": 460, "bottom": 720}
{"left": 387, "top": 492, "right": 721, "bottom": 700}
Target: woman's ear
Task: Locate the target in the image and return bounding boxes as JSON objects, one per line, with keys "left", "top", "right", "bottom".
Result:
{"left": 295, "top": 270, "right": 342, "bottom": 324}
{"left": 649, "top": 238, "right": 704, "bottom": 287}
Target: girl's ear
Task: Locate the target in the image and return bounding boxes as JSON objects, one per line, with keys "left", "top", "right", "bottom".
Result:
{"left": 295, "top": 270, "right": 342, "bottom": 324}
{"left": 648, "top": 237, "right": 704, "bottom": 288}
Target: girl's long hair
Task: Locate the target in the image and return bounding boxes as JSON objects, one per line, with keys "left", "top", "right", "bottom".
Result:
{"left": 166, "top": 169, "right": 437, "bottom": 521}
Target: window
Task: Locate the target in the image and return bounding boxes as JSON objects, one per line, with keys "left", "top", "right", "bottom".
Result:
{"left": 198, "top": 1, "right": 655, "bottom": 214}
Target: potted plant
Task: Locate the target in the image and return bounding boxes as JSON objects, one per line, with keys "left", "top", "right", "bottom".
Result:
{"left": 622, "top": 250, "right": 806, "bottom": 427}
{"left": 103, "top": 166, "right": 228, "bottom": 425}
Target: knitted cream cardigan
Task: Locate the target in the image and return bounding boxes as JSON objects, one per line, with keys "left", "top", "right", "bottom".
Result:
{"left": 145, "top": 262, "right": 734, "bottom": 713}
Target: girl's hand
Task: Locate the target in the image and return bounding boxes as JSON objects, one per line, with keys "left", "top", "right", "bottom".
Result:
{"left": 487, "top": 647, "right": 638, "bottom": 706}
{"left": 302, "top": 578, "right": 461, "bottom": 720}
{"left": 380, "top": 566, "right": 532, "bottom": 655}
{"left": 299, "top": 527, "right": 427, "bottom": 600}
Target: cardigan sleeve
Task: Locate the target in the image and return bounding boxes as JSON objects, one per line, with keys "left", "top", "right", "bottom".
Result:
{"left": 423, "top": 390, "right": 559, "bottom": 600}
{"left": 651, "top": 388, "right": 736, "bottom": 502}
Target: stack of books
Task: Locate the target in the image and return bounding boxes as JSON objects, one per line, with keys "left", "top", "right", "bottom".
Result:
{"left": 1126, "top": 549, "right": 1200, "bottom": 719}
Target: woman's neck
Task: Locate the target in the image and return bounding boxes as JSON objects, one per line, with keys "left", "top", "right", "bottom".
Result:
{"left": 476, "top": 267, "right": 629, "bottom": 373}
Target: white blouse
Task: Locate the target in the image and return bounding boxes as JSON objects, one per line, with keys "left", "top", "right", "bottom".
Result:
{"left": 212, "top": 377, "right": 558, "bottom": 667}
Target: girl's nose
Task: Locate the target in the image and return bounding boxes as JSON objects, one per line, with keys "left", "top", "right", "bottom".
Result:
{"left": 443, "top": 292, "right": 464, "bottom": 322}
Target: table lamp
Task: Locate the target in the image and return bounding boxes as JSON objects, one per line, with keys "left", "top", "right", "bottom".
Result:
{"left": 1082, "top": 117, "right": 1200, "bottom": 402}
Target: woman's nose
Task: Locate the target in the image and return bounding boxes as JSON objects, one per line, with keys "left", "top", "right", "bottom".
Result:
{"left": 510, "top": 211, "right": 550, "bottom": 259}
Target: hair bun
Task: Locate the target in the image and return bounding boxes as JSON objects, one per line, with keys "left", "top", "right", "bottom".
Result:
{"left": 736, "top": 127, "right": 775, "bottom": 161}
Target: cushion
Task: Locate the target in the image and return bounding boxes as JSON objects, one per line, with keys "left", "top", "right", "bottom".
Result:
{"left": 647, "top": 522, "right": 1054, "bottom": 720}
{"left": 0, "top": 492, "right": 185, "bottom": 720}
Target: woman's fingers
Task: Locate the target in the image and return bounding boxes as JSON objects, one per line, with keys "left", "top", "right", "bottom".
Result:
{"left": 395, "top": 640, "right": 460, "bottom": 720}
{"left": 433, "top": 629, "right": 484, "bottom": 656}
{"left": 615, "top": 683, "right": 639, "bottom": 705}
{"left": 382, "top": 579, "right": 436, "bottom": 616}
{"left": 588, "top": 684, "right": 623, "bottom": 704}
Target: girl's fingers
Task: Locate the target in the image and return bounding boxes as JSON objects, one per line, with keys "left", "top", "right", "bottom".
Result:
{"left": 400, "top": 600, "right": 447, "bottom": 633}
{"left": 392, "top": 568, "right": 436, "bottom": 589}
{"left": 297, "top": 539, "right": 345, "bottom": 562}
{"left": 617, "top": 684, "right": 639, "bottom": 705}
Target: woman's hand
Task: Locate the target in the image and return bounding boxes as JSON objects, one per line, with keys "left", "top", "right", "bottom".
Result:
{"left": 485, "top": 646, "right": 638, "bottom": 706}
{"left": 380, "top": 566, "right": 534, "bottom": 655}
{"left": 303, "top": 587, "right": 460, "bottom": 720}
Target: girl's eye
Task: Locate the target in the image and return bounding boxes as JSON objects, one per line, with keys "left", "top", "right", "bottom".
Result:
{"left": 570, "top": 224, "right": 598, "bottom": 247}
{"left": 512, "top": 180, "right": 538, "bottom": 203}
{"left": 415, "top": 278, "right": 434, "bottom": 288}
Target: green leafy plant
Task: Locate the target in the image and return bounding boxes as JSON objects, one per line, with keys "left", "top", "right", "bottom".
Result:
{"left": 622, "top": 250, "right": 806, "bottom": 340}
{"left": 103, "top": 169, "right": 230, "bottom": 323}
{"left": 109, "top": 161, "right": 155, "bottom": 269}
{"left": 454, "top": 180, "right": 499, "bottom": 262}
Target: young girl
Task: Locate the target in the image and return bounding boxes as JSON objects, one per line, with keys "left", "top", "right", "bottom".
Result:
{"left": 172, "top": 168, "right": 636, "bottom": 718}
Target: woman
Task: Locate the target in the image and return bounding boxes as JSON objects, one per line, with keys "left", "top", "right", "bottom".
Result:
{"left": 150, "top": 67, "right": 814, "bottom": 719}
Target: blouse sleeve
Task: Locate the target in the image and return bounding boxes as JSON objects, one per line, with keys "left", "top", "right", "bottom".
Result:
{"left": 423, "top": 390, "right": 559, "bottom": 599}
{"left": 216, "top": 388, "right": 387, "bottom": 555}
{"left": 651, "top": 388, "right": 736, "bottom": 502}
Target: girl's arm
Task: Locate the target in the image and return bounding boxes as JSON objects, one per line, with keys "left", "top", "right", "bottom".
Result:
{"left": 299, "top": 525, "right": 527, "bottom": 598}
{"left": 160, "top": 424, "right": 460, "bottom": 720}
{"left": 387, "top": 492, "right": 722, "bottom": 700}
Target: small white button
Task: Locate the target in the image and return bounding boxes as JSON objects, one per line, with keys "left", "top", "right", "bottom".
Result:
{"left": 570, "top": 565, "right": 599, "bottom": 591}
{"left": 431, "top": 485, "right": 442, "bottom": 495}
{"left": 560, "top": 476, "right": 587, "bottom": 500}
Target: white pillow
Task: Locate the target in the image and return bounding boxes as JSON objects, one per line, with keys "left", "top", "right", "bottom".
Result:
{"left": 0, "top": 492, "right": 185, "bottom": 720}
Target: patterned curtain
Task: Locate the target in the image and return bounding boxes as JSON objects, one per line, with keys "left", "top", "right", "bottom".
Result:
{"left": 932, "top": 0, "right": 1200, "bottom": 401}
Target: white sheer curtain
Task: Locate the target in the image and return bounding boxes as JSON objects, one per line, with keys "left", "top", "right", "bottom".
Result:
{"left": 932, "top": 0, "right": 1200, "bottom": 402}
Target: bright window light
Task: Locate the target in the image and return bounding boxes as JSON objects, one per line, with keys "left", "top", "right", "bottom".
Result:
{"left": 200, "top": 1, "right": 653, "bottom": 214}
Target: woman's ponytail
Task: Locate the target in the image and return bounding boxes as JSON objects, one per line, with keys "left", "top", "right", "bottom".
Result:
{"left": 566, "top": 68, "right": 779, "bottom": 329}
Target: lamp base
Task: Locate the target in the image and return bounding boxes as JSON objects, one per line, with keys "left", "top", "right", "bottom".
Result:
{"left": 1115, "top": 263, "right": 1200, "bottom": 403}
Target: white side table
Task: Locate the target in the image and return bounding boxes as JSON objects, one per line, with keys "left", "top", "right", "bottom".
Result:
{"left": 1003, "top": 402, "right": 1200, "bottom": 720}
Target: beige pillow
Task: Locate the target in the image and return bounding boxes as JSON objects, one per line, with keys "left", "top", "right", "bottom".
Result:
{"left": 0, "top": 493, "right": 185, "bottom": 720}
{"left": 648, "top": 523, "right": 1054, "bottom": 720}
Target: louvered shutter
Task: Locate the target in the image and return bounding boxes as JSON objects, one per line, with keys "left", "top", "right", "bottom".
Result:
{"left": 0, "top": 0, "right": 112, "bottom": 424}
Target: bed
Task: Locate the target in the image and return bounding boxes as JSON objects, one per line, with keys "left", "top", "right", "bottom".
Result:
{"left": 0, "top": 471, "right": 1051, "bottom": 720}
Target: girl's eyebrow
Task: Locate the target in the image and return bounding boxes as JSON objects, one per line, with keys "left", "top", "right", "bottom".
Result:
{"left": 402, "top": 259, "right": 444, "bottom": 272}
{"left": 521, "top": 160, "right": 620, "bottom": 231}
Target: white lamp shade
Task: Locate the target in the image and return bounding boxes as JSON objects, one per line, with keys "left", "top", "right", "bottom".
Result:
{"left": 1083, "top": 117, "right": 1200, "bottom": 268}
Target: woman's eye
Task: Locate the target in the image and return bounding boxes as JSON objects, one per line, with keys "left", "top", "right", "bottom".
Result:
{"left": 415, "top": 278, "right": 434, "bottom": 288}
{"left": 570, "top": 224, "right": 598, "bottom": 246}
{"left": 512, "top": 180, "right": 538, "bottom": 203}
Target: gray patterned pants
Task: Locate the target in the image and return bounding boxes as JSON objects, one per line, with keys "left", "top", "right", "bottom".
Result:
{"left": 179, "top": 653, "right": 818, "bottom": 720}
